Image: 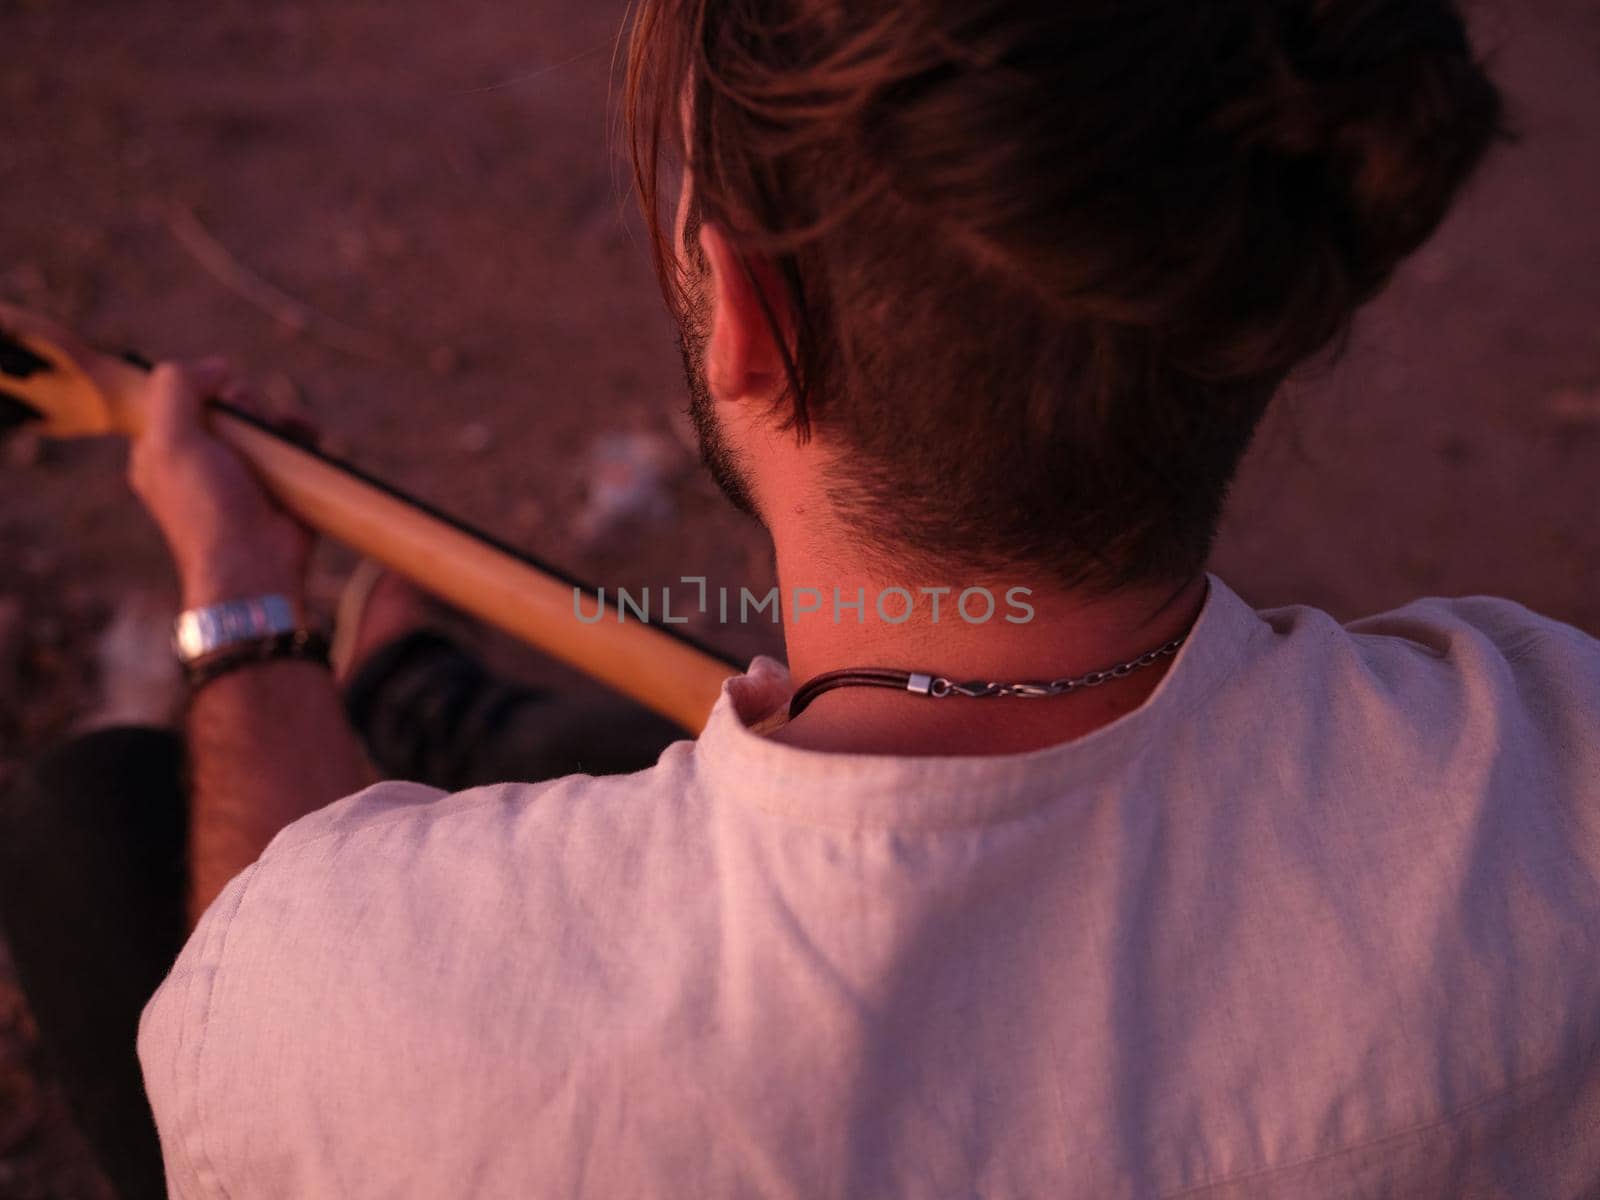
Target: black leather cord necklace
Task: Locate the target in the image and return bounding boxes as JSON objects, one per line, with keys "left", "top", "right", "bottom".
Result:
{"left": 787, "top": 633, "right": 1189, "bottom": 719}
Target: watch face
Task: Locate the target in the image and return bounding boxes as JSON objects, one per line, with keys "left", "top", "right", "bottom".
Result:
{"left": 172, "top": 595, "right": 298, "bottom": 663}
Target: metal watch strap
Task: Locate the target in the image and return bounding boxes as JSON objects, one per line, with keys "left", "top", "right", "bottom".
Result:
{"left": 172, "top": 594, "right": 300, "bottom": 664}
{"left": 183, "top": 628, "right": 332, "bottom": 694}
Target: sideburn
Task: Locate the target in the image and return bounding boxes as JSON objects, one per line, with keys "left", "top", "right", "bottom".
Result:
{"left": 678, "top": 278, "right": 761, "bottom": 520}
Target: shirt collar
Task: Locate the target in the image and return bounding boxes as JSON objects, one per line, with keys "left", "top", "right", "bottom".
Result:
{"left": 691, "top": 572, "right": 1269, "bottom": 830}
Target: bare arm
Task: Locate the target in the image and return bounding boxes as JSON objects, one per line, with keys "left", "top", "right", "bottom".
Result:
{"left": 184, "top": 662, "right": 373, "bottom": 925}
{"left": 130, "top": 361, "right": 374, "bottom": 925}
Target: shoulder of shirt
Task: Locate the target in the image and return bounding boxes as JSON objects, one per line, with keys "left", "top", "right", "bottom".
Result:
{"left": 1246, "top": 588, "right": 1600, "bottom": 758}
{"left": 1342, "top": 591, "right": 1597, "bottom": 657}
{"left": 1210, "top": 582, "right": 1600, "bottom": 767}
{"left": 138, "top": 741, "right": 704, "bottom": 1194}
{"left": 1242, "top": 583, "right": 1595, "bottom": 667}
{"left": 255, "top": 736, "right": 700, "bottom": 862}
{"left": 143, "top": 738, "right": 706, "bottom": 1063}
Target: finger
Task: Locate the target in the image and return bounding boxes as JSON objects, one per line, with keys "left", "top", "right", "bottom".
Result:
{"left": 217, "top": 379, "right": 323, "bottom": 450}
{"left": 216, "top": 379, "right": 266, "bottom": 418}
{"left": 144, "top": 357, "right": 233, "bottom": 443}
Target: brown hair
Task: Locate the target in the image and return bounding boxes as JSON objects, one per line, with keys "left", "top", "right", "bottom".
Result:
{"left": 626, "top": 0, "right": 1505, "bottom": 592}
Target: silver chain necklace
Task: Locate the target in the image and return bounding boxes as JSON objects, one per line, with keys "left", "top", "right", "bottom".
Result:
{"left": 787, "top": 633, "right": 1189, "bottom": 719}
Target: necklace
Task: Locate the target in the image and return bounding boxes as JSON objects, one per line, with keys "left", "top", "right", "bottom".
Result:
{"left": 787, "top": 633, "right": 1189, "bottom": 720}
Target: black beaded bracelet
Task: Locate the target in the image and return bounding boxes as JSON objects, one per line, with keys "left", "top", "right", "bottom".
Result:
{"left": 183, "top": 628, "right": 332, "bottom": 694}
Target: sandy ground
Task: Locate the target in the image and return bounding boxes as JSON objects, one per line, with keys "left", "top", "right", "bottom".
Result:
{"left": 0, "top": 0, "right": 1596, "bottom": 1193}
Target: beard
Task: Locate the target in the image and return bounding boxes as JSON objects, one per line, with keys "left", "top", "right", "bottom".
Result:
{"left": 676, "top": 292, "right": 760, "bottom": 519}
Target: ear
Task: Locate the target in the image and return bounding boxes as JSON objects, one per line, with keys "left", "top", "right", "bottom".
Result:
{"left": 698, "top": 223, "right": 789, "bottom": 410}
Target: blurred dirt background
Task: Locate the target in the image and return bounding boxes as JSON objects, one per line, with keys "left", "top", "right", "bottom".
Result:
{"left": 0, "top": 0, "right": 1596, "bottom": 1194}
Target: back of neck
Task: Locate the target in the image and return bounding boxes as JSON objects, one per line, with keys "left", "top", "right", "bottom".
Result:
{"left": 769, "top": 547, "right": 1209, "bottom": 756}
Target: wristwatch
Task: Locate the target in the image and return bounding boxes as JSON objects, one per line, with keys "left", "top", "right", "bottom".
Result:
{"left": 172, "top": 594, "right": 331, "bottom": 692}
{"left": 172, "top": 594, "right": 302, "bottom": 664}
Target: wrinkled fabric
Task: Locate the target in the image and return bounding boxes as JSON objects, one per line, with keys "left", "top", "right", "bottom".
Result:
{"left": 139, "top": 574, "right": 1600, "bottom": 1198}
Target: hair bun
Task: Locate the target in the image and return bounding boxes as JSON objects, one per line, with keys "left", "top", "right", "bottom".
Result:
{"left": 1224, "top": 0, "right": 1503, "bottom": 298}
{"left": 1190, "top": 0, "right": 1510, "bottom": 377}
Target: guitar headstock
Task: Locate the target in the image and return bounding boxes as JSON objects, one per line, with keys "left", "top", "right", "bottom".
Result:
{"left": 0, "top": 302, "right": 146, "bottom": 438}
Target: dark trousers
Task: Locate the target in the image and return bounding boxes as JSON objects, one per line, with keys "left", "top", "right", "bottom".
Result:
{"left": 0, "top": 632, "right": 681, "bottom": 1199}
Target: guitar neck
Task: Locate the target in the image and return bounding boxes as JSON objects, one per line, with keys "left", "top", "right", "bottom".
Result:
{"left": 206, "top": 402, "right": 740, "bottom": 734}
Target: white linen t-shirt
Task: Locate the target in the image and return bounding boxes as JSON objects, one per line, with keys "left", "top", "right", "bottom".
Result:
{"left": 139, "top": 574, "right": 1600, "bottom": 1198}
